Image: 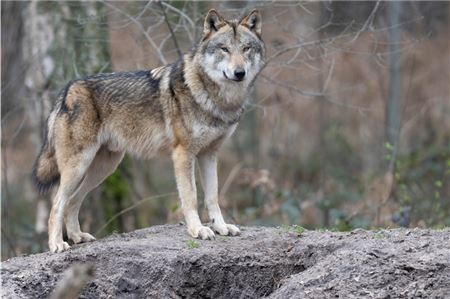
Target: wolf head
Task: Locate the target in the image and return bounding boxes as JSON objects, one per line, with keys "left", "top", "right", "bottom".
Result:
{"left": 197, "top": 9, "right": 265, "bottom": 86}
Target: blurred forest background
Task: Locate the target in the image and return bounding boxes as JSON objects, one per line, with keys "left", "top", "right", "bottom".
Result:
{"left": 1, "top": 1, "right": 449, "bottom": 260}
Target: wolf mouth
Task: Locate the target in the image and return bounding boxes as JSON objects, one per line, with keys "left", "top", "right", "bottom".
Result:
{"left": 223, "top": 71, "right": 244, "bottom": 82}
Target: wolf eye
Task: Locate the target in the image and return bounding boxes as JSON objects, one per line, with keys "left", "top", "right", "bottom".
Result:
{"left": 220, "top": 46, "right": 229, "bottom": 53}
{"left": 243, "top": 46, "right": 251, "bottom": 52}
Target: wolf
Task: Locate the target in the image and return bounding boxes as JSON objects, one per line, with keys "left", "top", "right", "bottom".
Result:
{"left": 33, "top": 9, "right": 265, "bottom": 253}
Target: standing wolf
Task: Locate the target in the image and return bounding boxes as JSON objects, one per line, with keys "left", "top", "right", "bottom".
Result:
{"left": 33, "top": 9, "right": 265, "bottom": 253}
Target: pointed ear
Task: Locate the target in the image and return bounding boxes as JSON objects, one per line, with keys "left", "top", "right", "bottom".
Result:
{"left": 240, "top": 10, "right": 262, "bottom": 36}
{"left": 203, "top": 9, "right": 226, "bottom": 37}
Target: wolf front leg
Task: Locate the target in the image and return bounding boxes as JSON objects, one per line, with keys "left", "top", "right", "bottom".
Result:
{"left": 172, "top": 146, "right": 215, "bottom": 240}
{"left": 198, "top": 152, "right": 240, "bottom": 236}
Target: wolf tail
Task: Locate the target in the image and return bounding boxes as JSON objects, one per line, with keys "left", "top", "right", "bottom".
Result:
{"left": 32, "top": 103, "right": 61, "bottom": 195}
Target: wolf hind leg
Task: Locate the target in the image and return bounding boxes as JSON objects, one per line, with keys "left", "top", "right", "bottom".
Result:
{"left": 198, "top": 152, "right": 240, "bottom": 236}
{"left": 48, "top": 146, "right": 99, "bottom": 253}
{"left": 64, "top": 146, "right": 125, "bottom": 244}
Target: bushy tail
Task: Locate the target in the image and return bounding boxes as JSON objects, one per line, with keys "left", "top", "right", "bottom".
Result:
{"left": 32, "top": 112, "right": 60, "bottom": 194}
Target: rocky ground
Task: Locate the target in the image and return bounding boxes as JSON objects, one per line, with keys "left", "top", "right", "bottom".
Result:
{"left": 1, "top": 225, "right": 449, "bottom": 298}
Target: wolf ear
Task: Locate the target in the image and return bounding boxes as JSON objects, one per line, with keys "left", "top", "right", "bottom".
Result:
{"left": 203, "top": 9, "right": 226, "bottom": 37}
{"left": 240, "top": 10, "right": 262, "bottom": 36}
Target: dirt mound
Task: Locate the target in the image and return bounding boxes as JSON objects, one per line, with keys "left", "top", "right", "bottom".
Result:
{"left": 1, "top": 225, "right": 449, "bottom": 298}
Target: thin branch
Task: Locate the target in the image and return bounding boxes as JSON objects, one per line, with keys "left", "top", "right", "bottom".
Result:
{"left": 348, "top": 0, "right": 381, "bottom": 43}
{"left": 321, "top": 58, "right": 335, "bottom": 93}
{"left": 266, "top": 38, "right": 332, "bottom": 66}
{"left": 103, "top": 0, "right": 156, "bottom": 29}
{"left": 159, "top": 1, "right": 182, "bottom": 59}
{"left": 95, "top": 192, "right": 177, "bottom": 236}
{"left": 160, "top": 1, "right": 195, "bottom": 30}
{"left": 219, "top": 163, "right": 243, "bottom": 202}
{"left": 261, "top": 74, "right": 375, "bottom": 112}
{"left": 102, "top": 0, "right": 167, "bottom": 64}
{"left": 266, "top": 11, "right": 423, "bottom": 68}
{"left": 260, "top": 74, "right": 324, "bottom": 97}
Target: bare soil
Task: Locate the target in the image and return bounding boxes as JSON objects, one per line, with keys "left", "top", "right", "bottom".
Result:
{"left": 1, "top": 225, "right": 449, "bottom": 298}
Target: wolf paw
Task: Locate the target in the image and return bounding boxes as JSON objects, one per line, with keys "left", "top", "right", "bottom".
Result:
{"left": 49, "top": 241, "right": 70, "bottom": 253}
{"left": 189, "top": 225, "right": 215, "bottom": 240}
{"left": 213, "top": 223, "right": 241, "bottom": 236}
{"left": 69, "top": 232, "right": 96, "bottom": 244}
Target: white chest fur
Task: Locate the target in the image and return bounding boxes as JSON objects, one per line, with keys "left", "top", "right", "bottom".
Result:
{"left": 192, "top": 120, "right": 237, "bottom": 148}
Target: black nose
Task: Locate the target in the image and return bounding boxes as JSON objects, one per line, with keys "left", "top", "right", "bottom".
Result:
{"left": 234, "top": 69, "right": 246, "bottom": 80}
